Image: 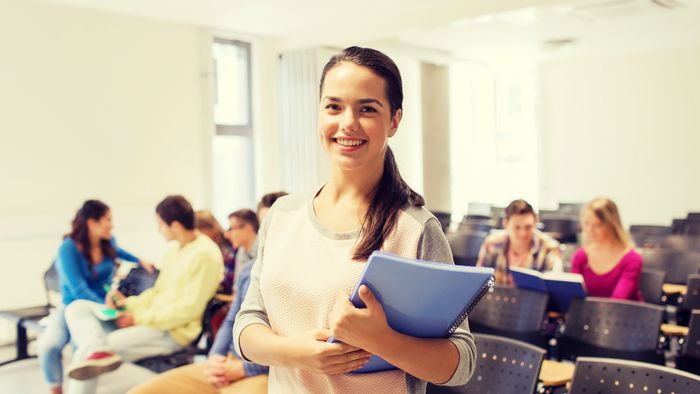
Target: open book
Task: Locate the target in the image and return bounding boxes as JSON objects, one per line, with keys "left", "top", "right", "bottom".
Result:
{"left": 330, "top": 251, "right": 495, "bottom": 373}
{"left": 509, "top": 267, "right": 586, "bottom": 313}
{"left": 91, "top": 305, "right": 120, "bottom": 321}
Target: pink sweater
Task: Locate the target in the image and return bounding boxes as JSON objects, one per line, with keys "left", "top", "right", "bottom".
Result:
{"left": 571, "top": 248, "right": 643, "bottom": 301}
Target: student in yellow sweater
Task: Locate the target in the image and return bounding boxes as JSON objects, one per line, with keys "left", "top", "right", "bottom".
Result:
{"left": 63, "top": 195, "right": 223, "bottom": 394}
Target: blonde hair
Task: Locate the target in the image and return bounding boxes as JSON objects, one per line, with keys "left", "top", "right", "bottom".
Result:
{"left": 582, "top": 197, "right": 635, "bottom": 249}
{"left": 194, "top": 210, "right": 226, "bottom": 249}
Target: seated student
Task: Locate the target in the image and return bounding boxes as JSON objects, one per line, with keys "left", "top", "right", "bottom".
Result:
{"left": 571, "top": 197, "right": 642, "bottom": 301}
{"left": 127, "top": 256, "right": 268, "bottom": 394}
{"left": 226, "top": 209, "right": 260, "bottom": 282}
{"left": 196, "top": 210, "right": 236, "bottom": 295}
{"left": 126, "top": 193, "right": 287, "bottom": 394}
{"left": 476, "top": 199, "right": 563, "bottom": 284}
{"left": 38, "top": 200, "right": 153, "bottom": 394}
{"left": 63, "top": 195, "right": 223, "bottom": 394}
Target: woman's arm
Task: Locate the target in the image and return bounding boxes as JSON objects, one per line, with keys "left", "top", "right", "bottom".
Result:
{"left": 328, "top": 217, "right": 475, "bottom": 385}
{"left": 570, "top": 248, "right": 586, "bottom": 274}
{"left": 233, "top": 201, "right": 368, "bottom": 375}
{"left": 56, "top": 240, "right": 104, "bottom": 303}
{"left": 329, "top": 285, "right": 462, "bottom": 384}
{"left": 610, "top": 251, "right": 642, "bottom": 300}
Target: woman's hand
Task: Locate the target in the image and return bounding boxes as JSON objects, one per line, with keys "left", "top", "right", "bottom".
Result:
{"left": 328, "top": 285, "right": 392, "bottom": 353}
{"left": 283, "top": 328, "right": 370, "bottom": 375}
{"left": 138, "top": 260, "right": 156, "bottom": 273}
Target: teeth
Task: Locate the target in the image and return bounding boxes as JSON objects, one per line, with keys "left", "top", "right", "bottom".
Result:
{"left": 335, "top": 139, "right": 364, "bottom": 147}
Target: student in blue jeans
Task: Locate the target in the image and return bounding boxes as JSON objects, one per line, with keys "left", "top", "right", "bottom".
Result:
{"left": 128, "top": 257, "right": 268, "bottom": 394}
{"left": 38, "top": 200, "right": 153, "bottom": 394}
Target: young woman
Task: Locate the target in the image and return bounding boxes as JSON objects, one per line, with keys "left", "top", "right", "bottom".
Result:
{"left": 571, "top": 197, "right": 642, "bottom": 301}
{"left": 233, "top": 47, "right": 475, "bottom": 393}
{"left": 38, "top": 200, "right": 152, "bottom": 394}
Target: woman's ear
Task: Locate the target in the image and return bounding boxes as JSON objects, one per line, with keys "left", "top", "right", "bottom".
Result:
{"left": 389, "top": 108, "right": 402, "bottom": 137}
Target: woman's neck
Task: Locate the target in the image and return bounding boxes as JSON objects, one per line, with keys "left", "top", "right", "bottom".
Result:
{"left": 89, "top": 235, "right": 101, "bottom": 248}
{"left": 587, "top": 239, "right": 622, "bottom": 253}
{"left": 326, "top": 157, "right": 384, "bottom": 204}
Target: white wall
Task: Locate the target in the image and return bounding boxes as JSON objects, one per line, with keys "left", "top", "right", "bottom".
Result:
{"left": 0, "top": 0, "right": 211, "bottom": 316}
{"left": 539, "top": 47, "right": 700, "bottom": 225}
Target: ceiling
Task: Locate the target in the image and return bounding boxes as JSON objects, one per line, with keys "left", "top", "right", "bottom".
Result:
{"left": 43, "top": 0, "right": 700, "bottom": 62}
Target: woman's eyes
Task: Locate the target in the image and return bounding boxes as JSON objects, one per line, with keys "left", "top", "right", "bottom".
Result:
{"left": 324, "top": 104, "right": 378, "bottom": 113}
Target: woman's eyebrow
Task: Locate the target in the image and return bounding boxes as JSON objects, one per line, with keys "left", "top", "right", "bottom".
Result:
{"left": 321, "top": 97, "right": 384, "bottom": 107}
{"left": 357, "top": 98, "right": 383, "bottom": 107}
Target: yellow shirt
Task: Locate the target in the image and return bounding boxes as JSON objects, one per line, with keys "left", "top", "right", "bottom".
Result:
{"left": 125, "top": 233, "right": 223, "bottom": 346}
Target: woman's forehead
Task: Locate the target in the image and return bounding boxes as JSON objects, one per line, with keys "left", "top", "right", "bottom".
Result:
{"left": 322, "top": 63, "right": 387, "bottom": 100}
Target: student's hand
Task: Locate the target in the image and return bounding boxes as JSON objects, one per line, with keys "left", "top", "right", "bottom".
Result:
{"left": 203, "top": 354, "right": 227, "bottom": 387}
{"left": 328, "top": 285, "right": 391, "bottom": 353}
{"left": 105, "top": 290, "right": 126, "bottom": 309}
{"left": 204, "top": 355, "right": 245, "bottom": 388}
{"left": 283, "top": 328, "right": 370, "bottom": 375}
{"left": 138, "top": 260, "right": 156, "bottom": 273}
{"left": 115, "top": 311, "right": 135, "bottom": 328}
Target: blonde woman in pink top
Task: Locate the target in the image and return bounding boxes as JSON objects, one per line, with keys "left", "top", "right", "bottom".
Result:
{"left": 233, "top": 47, "right": 476, "bottom": 393}
{"left": 571, "top": 198, "right": 643, "bottom": 301}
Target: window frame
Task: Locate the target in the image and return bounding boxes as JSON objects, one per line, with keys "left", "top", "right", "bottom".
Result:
{"left": 212, "top": 37, "right": 253, "bottom": 136}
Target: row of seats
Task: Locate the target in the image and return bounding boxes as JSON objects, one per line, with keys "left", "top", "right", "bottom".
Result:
{"left": 427, "top": 333, "right": 700, "bottom": 394}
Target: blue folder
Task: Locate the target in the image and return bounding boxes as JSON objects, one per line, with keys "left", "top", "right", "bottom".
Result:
{"left": 509, "top": 267, "right": 586, "bottom": 313}
{"left": 330, "top": 251, "right": 494, "bottom": 373}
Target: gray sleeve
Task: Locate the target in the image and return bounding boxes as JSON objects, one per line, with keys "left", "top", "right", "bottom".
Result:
{"left": 418, "top": 217, "right": 476, "bottom": 387}
{"left": 232, "top": 203, "right": 274, "bottom": 362}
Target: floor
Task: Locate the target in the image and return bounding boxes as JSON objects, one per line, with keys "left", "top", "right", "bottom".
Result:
{"left": 0, "top": 343, "right": 156, "bottom": 394}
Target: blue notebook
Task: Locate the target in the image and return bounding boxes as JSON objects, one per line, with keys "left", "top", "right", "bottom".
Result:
{"left": 330, "top": 251, "right": 495, "bottom": 373}
{"left": 509, "top": 267, "right": 586, "bottom": 313}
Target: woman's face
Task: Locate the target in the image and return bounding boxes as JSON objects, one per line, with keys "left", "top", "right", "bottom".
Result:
{"left": 88, "top": 210, "right": 113, "bottom": 240}
{"left": 581, "top": 209, "right": 608, "bottom": 244}
{"left": 318, "top": 62, "right": 401, "bottom": 171}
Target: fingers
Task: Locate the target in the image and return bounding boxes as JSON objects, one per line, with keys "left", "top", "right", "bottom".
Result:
{"left": 357, "top": 285, "right": 379, "bottom": 311}
{"left": 325, "top": 356, "right": 372, "bottom": 375}
{"left": 324, "top": 341, "right": 362, "bottom": 355}
{"left": 312, "top": 328, "right": 331, "bottom": 341}
{"left": 325, "top": 349, "right": 371, "bottom": 366}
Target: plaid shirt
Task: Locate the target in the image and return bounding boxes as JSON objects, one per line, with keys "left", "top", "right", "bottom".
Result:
{"left": 476, "top": 230, "right": 563, "bottom": 285}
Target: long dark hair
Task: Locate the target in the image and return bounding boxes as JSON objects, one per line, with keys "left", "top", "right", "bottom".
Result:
{"left": 68, "top": 200, "right": 117, "bottom": 271}
{"left": 319, "top": 46, "right": 425, "bottom": 261}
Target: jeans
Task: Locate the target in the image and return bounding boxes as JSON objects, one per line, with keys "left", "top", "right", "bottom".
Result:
{"left": 64, "top": 300, "right": 182, "bottom": 394}
{"left": 37, "top": 306, "right": 70, "bottom": 387}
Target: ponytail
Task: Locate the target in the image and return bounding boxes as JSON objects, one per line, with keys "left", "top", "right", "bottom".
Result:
{"left": 352, "top": 147, "right": 424, "bottom": 260}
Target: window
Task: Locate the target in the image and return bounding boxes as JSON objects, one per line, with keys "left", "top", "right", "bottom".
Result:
{"left": 212, "top": 38, "right": 252, "bottom": 135}
{"left": 211, "top": 38, "right": 255, "bottom": 223}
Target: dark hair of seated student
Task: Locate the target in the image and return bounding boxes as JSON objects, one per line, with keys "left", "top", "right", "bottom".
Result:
{"left": 504, "top": 199, "right": 536, "bottom": 220}
{"left": 228, "top": 209, "right": 261, "bottom": 234}
{"left": 156, "top": 195, "right": 195, "bottom": 230}
{"left": 68, "top": 200, "right": 117, "bottom": 272}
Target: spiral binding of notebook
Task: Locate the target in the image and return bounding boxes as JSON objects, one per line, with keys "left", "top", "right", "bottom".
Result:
{"left": 446, "top": 275, "right": 495, "bottom": 336}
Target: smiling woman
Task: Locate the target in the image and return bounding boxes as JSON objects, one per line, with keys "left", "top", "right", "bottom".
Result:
{"left": 233, "top": 46, "right": 476, "bottom": 394}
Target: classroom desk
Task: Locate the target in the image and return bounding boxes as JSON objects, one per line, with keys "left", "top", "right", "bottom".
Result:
{"left": 660, "top": 323, "right": 689, "bottom": 337}
{"left": 539, "top": 359, "right": 575, "bottom": 387}
{"left": 662, "top": 283, "right": 688, "bottom": 295}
